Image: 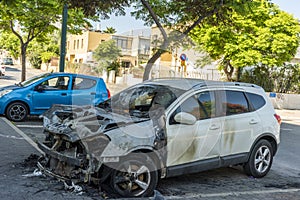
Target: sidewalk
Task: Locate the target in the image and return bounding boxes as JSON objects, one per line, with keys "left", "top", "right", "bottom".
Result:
{"left": 0, "top": 117, "right": 41, "bottom": 199}
{"left": 275, "top": 109, "right": 300, "bottom": 125}
{"left": 106, "top": 82, "right": 129, "bottom": 95}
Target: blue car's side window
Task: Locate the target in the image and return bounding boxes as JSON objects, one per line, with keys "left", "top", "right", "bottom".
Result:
{"left": 72, "top": 77, "right": 96, "bottom": 90}
{"left": 40, "top": 76, "right": 70, "bottom": 90}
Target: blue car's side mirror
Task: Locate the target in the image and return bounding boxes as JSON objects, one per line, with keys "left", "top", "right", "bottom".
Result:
{"left": 35, "top": 85, "right": 45, "bottom": 92}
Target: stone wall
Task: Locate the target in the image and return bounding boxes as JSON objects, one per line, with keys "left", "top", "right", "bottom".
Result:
{"left": 268, "top": 93, "right": 300, "bottom": 110}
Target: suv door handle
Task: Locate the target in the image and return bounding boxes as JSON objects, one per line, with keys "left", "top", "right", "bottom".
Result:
{"left": 61, "top": 93, "right": 67, "bottom": 96}
{"left": 90, "top": 92, "right": 96, "bottom": 95}
{"left": 209, "top": 124, "right": 220, "bottom": 130}
{"left": 249, "top": 119, "right": 258, "bottom": 124}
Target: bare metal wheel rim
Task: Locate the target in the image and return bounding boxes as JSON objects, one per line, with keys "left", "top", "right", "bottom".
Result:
{"left": 254, "top": 145, "right": 271, "bottom": 173}
{"left": 113, "top": 161, "right": 151, "bottom": 197}
{"left": 9, "top": 105, "right": 26, "bottom": 121}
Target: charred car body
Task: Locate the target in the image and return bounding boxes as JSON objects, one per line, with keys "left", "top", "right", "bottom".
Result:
{"left": 37, "top": 78, "right": 281, "bottom": 197}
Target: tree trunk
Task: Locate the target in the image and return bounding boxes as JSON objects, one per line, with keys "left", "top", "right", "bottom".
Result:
{"left": 21, "top": 43, "right": 27, "bottom": 82}
{"left": 223, "top": 62, "right": 234, "bottom": 82}
{"left": 143, "top": 50, "right": 165, "bottom": 81}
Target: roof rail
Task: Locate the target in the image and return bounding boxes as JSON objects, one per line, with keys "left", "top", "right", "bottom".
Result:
{"left": 192, "top": 80, "right": 260, "bottom": 89}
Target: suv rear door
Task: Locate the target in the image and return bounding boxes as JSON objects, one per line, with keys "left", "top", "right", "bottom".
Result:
{"left": 217, "top": 90, "right": 262, "bottom": 159}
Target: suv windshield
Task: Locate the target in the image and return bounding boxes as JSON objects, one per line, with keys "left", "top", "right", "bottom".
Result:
{"left": 98, "top": 84, "right": 185, "bottom": 118}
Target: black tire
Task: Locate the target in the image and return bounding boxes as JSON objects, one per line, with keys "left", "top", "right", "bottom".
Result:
{"left": 110, "top": 153, "right": 158, "bottom": 197}
{"left": 244, "top": 139, "right": 273, "bottom": 178}
{"left": 6, "top": 102, "right": 28, "bottom": 122}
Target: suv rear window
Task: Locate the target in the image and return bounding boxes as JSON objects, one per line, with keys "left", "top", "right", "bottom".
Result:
{"left": 222, "top": 90, "right": 250, "bottom": 115}
{"left": 246, "top": 92, "right": 266, "bottom": 110}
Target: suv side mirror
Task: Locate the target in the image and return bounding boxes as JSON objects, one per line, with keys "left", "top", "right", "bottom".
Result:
{"left": 174, "top": 112, "right": 197, "bottom": 125}
{"left": 35, "top": 85, "right": 45, "bottom": 92}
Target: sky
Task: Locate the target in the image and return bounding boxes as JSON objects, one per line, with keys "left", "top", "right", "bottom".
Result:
{"left": 98, "top": 0, "right": 300, "bottom": 34}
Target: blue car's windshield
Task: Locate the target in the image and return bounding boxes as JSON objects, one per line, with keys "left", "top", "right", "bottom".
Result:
{"left": 18, "top": 73, "right": 50, "bottom": 87}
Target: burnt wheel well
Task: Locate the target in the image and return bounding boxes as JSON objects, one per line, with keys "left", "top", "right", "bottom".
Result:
{"left": 132, "top": 149, "right": 164, "bottom": 176}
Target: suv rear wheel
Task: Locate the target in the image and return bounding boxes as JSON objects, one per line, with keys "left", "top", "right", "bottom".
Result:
{"left": 244, "top": 139, "right": 273, "bottom": 178}
{"left": 110, "top": 153, "right": 158, "bottom": 197}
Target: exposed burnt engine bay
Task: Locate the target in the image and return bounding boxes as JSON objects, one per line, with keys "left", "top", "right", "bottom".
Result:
{"left": 37, "top": 104, "right": 162, "bottom": 185}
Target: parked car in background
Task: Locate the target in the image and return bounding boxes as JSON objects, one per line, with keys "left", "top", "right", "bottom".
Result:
{"left": 37, "top": 78, "right": 281, "bottom": 198}
{"left": 0, "top": 72, "right": 110, "bottom": 121}
{"left": 0, "top": 64, "right": 5, "bottom": 76}
{"left": 2, "top": 57, "right": 13, "bottom": 65}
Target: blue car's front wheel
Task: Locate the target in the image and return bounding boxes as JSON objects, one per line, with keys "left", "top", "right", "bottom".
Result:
{"left": 6, "top": 102, "right": 28, "bottom": 122}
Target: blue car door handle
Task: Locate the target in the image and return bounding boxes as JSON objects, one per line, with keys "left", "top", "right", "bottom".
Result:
{"left": 61, "top": 93, "right": 67, "bottom": 96}
{"left": 90, "top": 92, "right": 96, "bottom": 95}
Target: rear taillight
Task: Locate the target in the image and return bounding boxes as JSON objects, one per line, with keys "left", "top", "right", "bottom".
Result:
{"left": 274, "top": 114, "right": 281, "bottom": 124}
{"left": 107, "top": 89, "right": 111, "bottom": 98}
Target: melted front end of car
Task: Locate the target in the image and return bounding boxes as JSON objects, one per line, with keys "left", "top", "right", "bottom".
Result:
{"left": 37, "top": 105, "right": 126, "bottom": 185}
{"left": 37, "top": 104, "right": 159, "bottom": 189}
{"left": 37, "top": 130, "right": 110, "bottom": 184}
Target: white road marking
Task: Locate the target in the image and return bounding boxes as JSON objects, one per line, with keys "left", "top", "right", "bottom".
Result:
{"left": 280, "top": 128, "right": 293, "bottom": 131}
{"left": 16, "top": 125, "right": 43, "bottom": 128}
{"left": 166, "top": 188, "right": 300, "bottom": 199}
{"left": 0, "top": 133, "right": 24, "bottom": 140}
{"left": 2, "top": 117, "right": 44, "bottom": 155}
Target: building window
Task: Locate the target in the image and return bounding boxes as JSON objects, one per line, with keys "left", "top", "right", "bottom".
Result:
{"left": 113, "top": 36, "right": 132, "bottom": 50}
{"left": 77, "top": 39, "right": 79, "bottom": 49}
{"left": 81, "top": 39, "right": 84, "bottom": 49}
{"left": 73, "top": 40, "right": 76, "bottom": 49}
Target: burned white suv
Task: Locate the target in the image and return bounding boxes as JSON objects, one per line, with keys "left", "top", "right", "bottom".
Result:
{"left": 37, "top": 78, "right": 281, "bottom": 197}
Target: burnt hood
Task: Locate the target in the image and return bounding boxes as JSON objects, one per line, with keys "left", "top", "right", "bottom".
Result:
{"left": 42, "top": 104, "right": 149, "bottom": 142}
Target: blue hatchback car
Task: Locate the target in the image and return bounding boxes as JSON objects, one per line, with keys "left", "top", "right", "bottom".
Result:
{"left": 0, "top": 72, "right": 110, "bottom": 121}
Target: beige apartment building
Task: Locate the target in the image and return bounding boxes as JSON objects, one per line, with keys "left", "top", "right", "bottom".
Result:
{"left": 66, "top": 30, "right": 151, "bottom": 71}
{"left": 66, "top": 31, "right": 111, "bottom": 64}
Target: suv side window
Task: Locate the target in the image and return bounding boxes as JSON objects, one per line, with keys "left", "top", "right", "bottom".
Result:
{"left": 222, "top": 90, "right": 250, "bottom": 116}
{"left": 170, "top": 91, "right": 215, "bottom": 124}
{"left": 177, "top": 95, "right": 201, "bottom": 120}
{"left": 198, "top": 91, "right": 215, "bottom": 119}
{"left": 246, "top": 92, "right": 266, "bottom": 110}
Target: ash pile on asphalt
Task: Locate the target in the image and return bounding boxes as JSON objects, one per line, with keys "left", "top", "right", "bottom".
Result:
{"left": 21, "top": 154, "right": 40, "bottom": 168}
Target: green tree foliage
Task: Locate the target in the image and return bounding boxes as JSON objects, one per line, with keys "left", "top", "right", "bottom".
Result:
{"left": 241, "top": 64, "right": 300, "bottom": 93}
{"left": 103, "top": 27, "right": 117, "bottom": 34}
{"left": 93, "top": 39, "right": 121, "bottom": 73}
{"left": 27, "top": 32, "right": 59, "bottom": 69}
{"left": 0, "top": 31, "right": 19, "bottom": 59}
{"left": 190, "top": 0, "right": 300, "bottom": 81}
{"left": 0, "top": 0, "right": 91, "bottom": 81}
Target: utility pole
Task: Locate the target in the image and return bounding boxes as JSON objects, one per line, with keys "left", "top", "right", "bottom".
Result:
{"left": 59, "top": 4, "right": 68, "bottom": 72}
